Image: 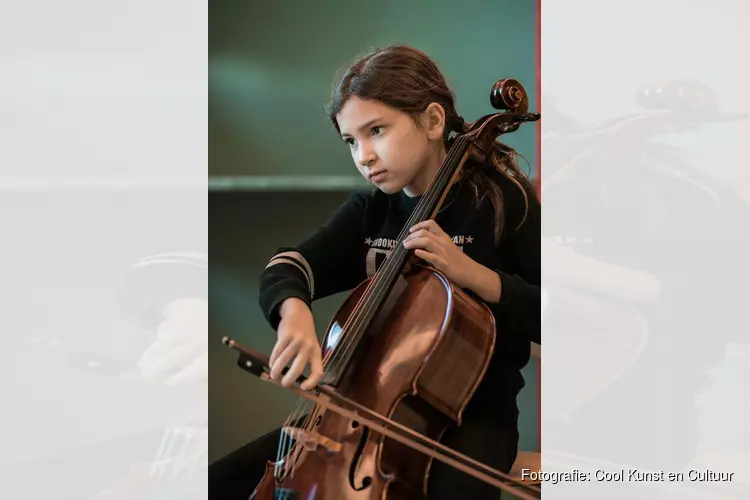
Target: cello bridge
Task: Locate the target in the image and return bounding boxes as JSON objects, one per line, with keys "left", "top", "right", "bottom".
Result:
{"left": 282, "top": 426, "right": 342, "bottom": 454}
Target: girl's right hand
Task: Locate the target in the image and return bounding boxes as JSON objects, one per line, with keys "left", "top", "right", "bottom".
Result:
{"left": 268, "top": 298, "right": 325, "bottom": 391}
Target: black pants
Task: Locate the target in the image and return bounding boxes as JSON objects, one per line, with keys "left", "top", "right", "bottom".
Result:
{"left": 209, "top": 406, "right": 519, "bottom": 500}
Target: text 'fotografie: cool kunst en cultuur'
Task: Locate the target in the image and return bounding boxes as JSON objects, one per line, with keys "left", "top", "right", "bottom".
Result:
{"left": 521, "top": 469, "right": 735, "bottom": 485}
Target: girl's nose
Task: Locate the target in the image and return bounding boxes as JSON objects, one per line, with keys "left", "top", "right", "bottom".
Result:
{"left": 358, "top": 145, "right": 377, "bottom": 167}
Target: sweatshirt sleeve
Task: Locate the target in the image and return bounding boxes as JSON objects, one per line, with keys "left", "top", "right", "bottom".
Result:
{"left": 489, "top": 187, "right": 541, "bottom": 345}
{"left": 259, "top": 192, "right": 369, "bottom": 330}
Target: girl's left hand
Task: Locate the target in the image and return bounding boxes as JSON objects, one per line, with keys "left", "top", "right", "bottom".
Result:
{"left": 403, "top": 220, "right": 474, "bottom": 289}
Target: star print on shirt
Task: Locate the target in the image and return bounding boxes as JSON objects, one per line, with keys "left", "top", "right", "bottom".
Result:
{"left": 365, "top": 237, "right": 373, "bottom": 245}
{"left": 450, "top": 234, "right": 474, "bottom": 246}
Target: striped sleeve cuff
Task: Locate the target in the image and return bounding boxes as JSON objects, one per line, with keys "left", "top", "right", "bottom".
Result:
{"left": 259, "top": 250, "right": 315, "bottom": 330}
{"left": 265, "top": 250, "right": 315, "bottom": 299}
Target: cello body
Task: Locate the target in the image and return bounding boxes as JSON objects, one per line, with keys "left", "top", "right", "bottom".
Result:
{"left": 250, "top": 266, "right": 495, "bottom": 499}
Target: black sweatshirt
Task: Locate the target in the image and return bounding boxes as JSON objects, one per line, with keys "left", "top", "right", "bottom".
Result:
{"left": 259, "top": 167, "right": 541, "bottom": 414}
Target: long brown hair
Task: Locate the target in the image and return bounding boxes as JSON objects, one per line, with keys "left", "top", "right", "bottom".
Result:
{"left": 326, "top": 44, "right": 538, "bottom": 245}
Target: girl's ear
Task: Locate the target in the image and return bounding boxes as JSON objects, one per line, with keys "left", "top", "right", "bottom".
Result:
{"left": 420, "top": 102, "right": 447, "bottom": 141}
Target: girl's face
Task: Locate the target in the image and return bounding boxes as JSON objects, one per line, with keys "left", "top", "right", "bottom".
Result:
{"left": 336, "top": 96, "right": 445, "bottom": 196}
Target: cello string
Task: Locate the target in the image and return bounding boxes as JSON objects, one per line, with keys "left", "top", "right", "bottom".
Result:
{"left": 323, "top": 134, "right": 470, "bottom": 376}
{"left": 290, "top": 400, "right": 320, "bottom": 478}
{"left": 276, "top": 399, "right": 303, "bottom": 479}
{"left": 281, "top": 401, "right": 313, "bottom": 479}
{"left": 323, "top": 135, "right": 468, "bottom": 374}
{"left": 280, "top": 390, "right": 328, "bottom": 480}
{"left": 321, "top": 160, "right": 459, "bottom": 382}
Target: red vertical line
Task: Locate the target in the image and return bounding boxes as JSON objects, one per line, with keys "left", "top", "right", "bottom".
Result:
{"left": 748, "top": 6, "right": 750, "bottom": 199}
{"left": 535, "top": 0, "right": 542, "bottom": 198}
{"left": 535, "top": 0, "right": 542, "bottom": 454}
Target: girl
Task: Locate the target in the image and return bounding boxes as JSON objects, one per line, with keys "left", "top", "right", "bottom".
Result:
{"left": 210, "top": 44, "right": 540, "bottom": 500}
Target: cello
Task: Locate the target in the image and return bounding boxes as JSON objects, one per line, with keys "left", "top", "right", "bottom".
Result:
{"left": 224, "top": 78, "right": 541, "bottom": 500}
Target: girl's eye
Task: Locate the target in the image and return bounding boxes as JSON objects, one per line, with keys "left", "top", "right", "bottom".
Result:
{"left": 344, "top": 137, "right": 355, "bottom": 146}
{"left": 371, "top": 126, "right": 383, "bottom": 136}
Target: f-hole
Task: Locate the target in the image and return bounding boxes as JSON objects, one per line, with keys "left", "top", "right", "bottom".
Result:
{"left": 348, "top": 427, "right": 372, "bottom": 491}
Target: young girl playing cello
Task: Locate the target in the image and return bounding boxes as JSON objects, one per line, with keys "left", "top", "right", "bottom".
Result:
{"left": 211, "top": 43, "right": 540, "bottom": 500}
